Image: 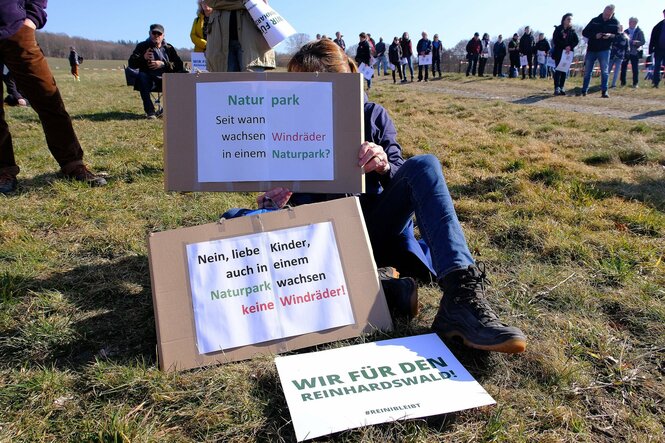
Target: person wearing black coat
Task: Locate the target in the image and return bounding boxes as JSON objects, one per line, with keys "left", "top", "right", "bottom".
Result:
{"left": 388, "top": 36, "right": 404, "bottom": 83}
{"left": 519, "top": 26, "right": 535, "bottom": 79}
{"left": 552, "top": 13, "right": 579, "bottom": 95}
{"left": 400, "top": 32, "right": 414, "bottom": 81}
{"left": 649, "top": 9, "right": 665, "bottom": 88}
{"left": 534, "top": 33, "right": 551, "bottom": 78}
{"left": 416, "top": 31, "right": 432, "bottom": 82}
{"left": 355, "top": 32, "right": 372, "bottom": 89}
{"left": 581, "top": 5, "right": 620, "bottom": 97}
{"left": 465, "top": 32, "right": 481, "bottom": 76}
{"left": 508, "top": 33, "right": 520, "bottom": 78}
{"left": 493, "top": 35, "right": 507, "bottom": 77}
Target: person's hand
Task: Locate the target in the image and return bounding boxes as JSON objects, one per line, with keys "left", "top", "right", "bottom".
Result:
{"left": 358, "top": 141, "right": 390, "bottom": 175}
{"left": 23, "top": 18, "right": 36, "bottom": 30}
{"left": 148, "top": 60, "right": 164, "bottom": 70}
{"left": 565, "top": 46, "right": 571, "bottom": 53}
{"left": 144, "top": 50, "right": 154, "bottom": 61}
{"left": 256, "top": 187, "right": 292, "bottom": 209}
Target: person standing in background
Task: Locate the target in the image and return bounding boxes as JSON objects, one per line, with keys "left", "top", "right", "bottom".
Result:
{"left": 68, "top": 46, "right": 80, "bottom": 81}
{"left": 534, "top": 33, "right": 551, "bottom": 78}
{"left": 508, "top": 33, "right": 520, "bottom": 78}
{"left": 478, "top": 33, "right": 491, "bottom": 77}
{"left": 388, "top": 36, "right": 404, "bottom": 83}
{"left": 191, "top": 0, "right": 213, "bottom": 53}
{"left": 581, "top": 4, "right": 620, "bottom": 97}
{"left": 416, "top": 31, "right": 432, "bottom": 82}
{"left": 375, "top": 37, "right": 388, "bottom": 76}
{"left": 649, "top": 9, "right": 665, "bottom": 88}
{"left": 431, "top": 34, "right": 443, "bottom": 78}
{"left": 519, "top": 26, "right": 535, "bottom": 79}
{"left": 204, "top": 0, "right": 275, "bottom": 72}
{"left": 333, "top": 31, "right": 346, "bottom": 51}
{"left": 400, "top": 32, "right": 414, "bottom": 82}
{"left": 552, "top": 13, "right": 579, "bottom": 95}
{"left": 493, "top": 34, "right": 507, "bottom": 77}
{"left": 609, "top": 25, "right": 628, "bottom": 88}
{"left": 356, "top": 32, "right": 372, "bottom": 89}
{"left": 466, "top": 32, "right": 481, "bottom": 76}
{"left": 620, "top": 17, "right": 645, "bottom": 88}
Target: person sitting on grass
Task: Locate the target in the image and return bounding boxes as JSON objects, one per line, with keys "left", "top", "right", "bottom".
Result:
{"left": 243, "top": 39, "right": 527, "bottom": 354}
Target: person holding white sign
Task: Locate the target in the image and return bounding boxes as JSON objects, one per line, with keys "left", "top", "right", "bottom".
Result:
{"left": 204, "top": 0, "right": 276, "bottom": 72}
{"left": 258, "top": 39, "right": 528, "bottom": 354}
{"left": 388, "top": 36, "right": 404, "bottom": 84}
{"left": 552, "top": 13, "right": 579, "bottom": 95}
{"left": 416, "top": 31, "right": 432, "bottom": 82}
{"left": 355, "top": 32, "right": 372, "bottom": 89}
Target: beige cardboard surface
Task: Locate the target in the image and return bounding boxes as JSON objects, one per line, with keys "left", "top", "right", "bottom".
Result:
{"left": 163, "top": 72, "right": 364, "bottom": 193}
{"left": 148, "top": 197, "right": 392, "bottom": 372}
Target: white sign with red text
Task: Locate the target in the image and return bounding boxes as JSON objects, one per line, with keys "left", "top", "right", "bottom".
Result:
{"left": 276, "top": 334, "right": 496, "bottom": 441}
{"left": 186, "top": 222, "right": 353, "bottom": 353}
{"left": 196, "top": 81, "right": 334, "bottom": 183}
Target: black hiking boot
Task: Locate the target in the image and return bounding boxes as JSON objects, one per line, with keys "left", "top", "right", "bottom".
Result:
{"left": 432, "top": 263, "right": 526, "bottom": 353}
{"left": 0, "top": 171, "right": 17, "bottom": 194}
{"left": 378, "top": 267, "right": 419, "bottom": 320}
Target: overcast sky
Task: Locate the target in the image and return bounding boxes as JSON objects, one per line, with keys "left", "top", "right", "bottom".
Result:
{"left": 44, "top": 1, "right": 661, "bottom": 51}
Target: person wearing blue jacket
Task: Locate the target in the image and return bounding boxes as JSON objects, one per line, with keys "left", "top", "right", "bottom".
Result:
{"left": 581, "top": 5, "right": 620, "bottom": 97}
{"left": 0, "top": 0, "right": 106, "bottom": 194}
{"left": 416, "top": 31, "right": 432, "bottom": 82}
{"left": 493, "top": 35, "right": 507, "bottom": 77}
{"left": 253, "top": 39, "right": 528, "bottom": 354}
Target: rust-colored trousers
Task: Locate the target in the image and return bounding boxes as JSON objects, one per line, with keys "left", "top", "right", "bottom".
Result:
{"left": 0, "top": 25, "right": 84, "bottom": 175}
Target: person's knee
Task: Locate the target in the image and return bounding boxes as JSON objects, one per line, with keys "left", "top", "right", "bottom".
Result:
{"left": 404, "top": 154, "right": 441, "bottom": 174}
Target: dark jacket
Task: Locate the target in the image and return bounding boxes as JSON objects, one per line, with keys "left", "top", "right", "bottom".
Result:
{"left": 375, "top": 41, "right": 386, "bottom": 57}
{"left": 552, "top": 25, "right": 579, "bottom": 61}
{"left": 493, "top": 41, "right": 506, "bottom": 58}
{"left": 519, "top": 32, "right": 534, "bottom": 55}
{"left": 508, "top": 38, "right": 520, "bottom": 61}
{"left": 0, "top": 0, "right": 48, "bottom": 40}
{"left": 625, "top": 26, "right": 645, "bottom": 56}
{"left": 649, "top": 20, "right": 665, "bottom": 54}
{"left": 388, "top": 42, "right": 402, "bottom": 64}
{"left": 128, "top": 39, "right": 184, "bottom": 76}
{"left": 466, "top": 38, "right": 481, "bottom": 55}
{"left": 610, "top": 33, "right": 628, "bottom": 60}
{"left": 416, "top": 38, "right": 432, "bottom": 55}
{"left": 68, "top": 49, "right": 78, "bottom": 67}
{"left": 333, "top": 38, "right": 346, "bottom": 50}
{"left": 535, "top": 39, "right": 551, "bottom": 53}
{"left": 400, "top": 38, "right": 413, "bottom": 58}
{"left": 582, "top": 13, "right": 620, "bottom": 52}
{"left": 355, "top": 40, "right": 371, "bottom": 65}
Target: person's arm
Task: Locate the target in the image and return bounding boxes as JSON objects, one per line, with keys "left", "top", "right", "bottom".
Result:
{"left": 165, "top": 46, "right": 185, "bottom": 72}
{"left": 635, "top": 28, "right": 645, "bottom": 48}
{"left": 582, "top": 19, "right": 595, "bottom": 40}
{"left": 128, "top": 43, "right": 149, "bottom": 70}
{"left": 365, "top": 104, "right": 404, "bottom": 187}
{"left": 24, "top": 0, "right": 48, "bottom": 29}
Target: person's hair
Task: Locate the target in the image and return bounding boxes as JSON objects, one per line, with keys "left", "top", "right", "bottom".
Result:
{"left": 402, "top": 32, "right": 409, "bottom": 39}
{"left": 629, "top": 17, "right": 638, "bottom": 23}
{"left": 606, "top": 4, "right": 615, "bottom": 11}
{"left": 561, "top": 13, "right": 573, "bottom": 26}
{"left": 359, "top": 32, "right": 366, "bottom": 38}
{"left": 288, "top": 39, "right": 358, "bottom": 73}
{"left": 483, "top": 33, "right": 489, "bottom": 39}
{"left": 474, "top": 32, "right": 479, "bottom": 36}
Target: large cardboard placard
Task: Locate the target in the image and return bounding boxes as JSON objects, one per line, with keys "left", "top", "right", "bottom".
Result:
{"left": 163, "top": 72, "right": 364, "bottom": 194}
{"left": 148, "top": 197, "right": 392, "bottom": 371}
{"left": 275, "top": 334, "right": 496, "bottom": 441}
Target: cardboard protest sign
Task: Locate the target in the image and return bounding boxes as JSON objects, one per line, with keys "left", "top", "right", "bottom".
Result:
{"left": 418, "top": 54, "right": 432, "bottom": 66}
{"left": 191, "top": 52, "right": 207, "bottom": 73}
{"left": 275, "top": 334, "right": 496, "bottom": 441}
{"left": 163, "top": 72, "right": 364, "bottom": 194}
{"left": 245, "top": 0, "right": 296, "bottom": 48}
{"left": 186, "top": 222, "right": 354, "bottom": 353}
{"left": 148, "top": 197, "right": 393, "bottom": 371}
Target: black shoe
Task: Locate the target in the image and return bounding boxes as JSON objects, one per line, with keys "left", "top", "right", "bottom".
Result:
{"left": 378, "top": 267, "right": 419, "bottom": 320}
{"left": 63, "top": 164, "right": 107, "bottom": 187}
{"left": 601, "top": 91, "right": 609, "bottom": 98}
{"left": 432, "top": 264, "right": 526, "bottom": 353}
{"left": 560, "top": 88, "right": 566, "bottom": 96}
{"left": 0, "top": 172, "right": 17, "bottom": 194}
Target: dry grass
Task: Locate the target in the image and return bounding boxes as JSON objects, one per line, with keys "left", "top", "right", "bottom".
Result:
{"left": 0, "top": 60, "right": 663, "bottom": 442}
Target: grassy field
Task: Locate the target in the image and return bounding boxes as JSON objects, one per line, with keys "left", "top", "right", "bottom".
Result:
{"left": 0, "top": 59, "right": 664, "bottom": 442}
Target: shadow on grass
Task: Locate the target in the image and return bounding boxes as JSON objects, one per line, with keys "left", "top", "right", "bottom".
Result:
{"left": 74, "top": 111, "right": 144, "bottom": 121}
{"left": 512, "top": 94, "right": 553, "bottom": 105}
{"left": 593, "top": 177, "right": 665, "bottom": 211}
{"left": 0, "top": 255, "right": 156, "bottom": 370}
{"left": 630, "top": 109, "right": 665, "bottom": 121}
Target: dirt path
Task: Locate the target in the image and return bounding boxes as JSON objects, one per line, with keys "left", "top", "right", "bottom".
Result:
{"left": 405, "top": 76, "right": 665, "bottom": 125}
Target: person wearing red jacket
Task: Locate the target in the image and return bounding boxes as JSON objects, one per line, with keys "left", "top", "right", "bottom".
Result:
{"left": 0, "top": 0, "right": 106, "bottom": 194}
{"left": 466, "top": 32, "right": 481, "bottom": 76}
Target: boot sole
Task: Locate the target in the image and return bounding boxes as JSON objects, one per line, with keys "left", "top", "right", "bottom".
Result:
{"left": 443, "top": 330, "right": 527, "bottom": 353}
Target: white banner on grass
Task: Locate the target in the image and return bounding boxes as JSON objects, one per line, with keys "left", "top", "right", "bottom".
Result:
{"left": 276, "top": 333, "right": 496, "bottom": 441}
{"left": 186, "top": 222, "right": 354, "bottom": 353}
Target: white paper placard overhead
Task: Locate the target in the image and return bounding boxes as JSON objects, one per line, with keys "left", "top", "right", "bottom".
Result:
{"left": 245, "top": 0, "right": 297, "bottom": 48}
{"left": 275, "top": 333, "right": 496, "bottom": 441}
{"left": 186, "top": 222, "right": 354, "bottom": 354}
{"left": 196, "top": 80, "right": 334, "bottom": 183}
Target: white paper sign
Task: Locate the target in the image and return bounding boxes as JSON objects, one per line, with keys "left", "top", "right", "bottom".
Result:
{"left": 196, "top": 81, "right": 333, "bottom": 183}
{"left": 399, "top": 57, "right": 408, "bottom": 66}
{"left": 418, "top": 54, "right": 432, "bottom": 66}
{"left": 186, "top": 222, "right": 354, "bottom": 353}
{"left": 358, "top": 63, "right": 374, "bottom": 80}
{"left": 276, "top": 334, "right": 496, "bottom": 441}
{"left": 556, "top": 51, "right": 574, "bottom": 72}
{"left": 537, "top": 50, "right": 546, "bottom": 64}
{"left": 520, "top": 55, "right": 528, "bottom": 67}
{"left": 546, "top": 57, "right": 556, "bottom": 69}
{"left": 191, "top": 52, "right": 208, "bottom": 73}
{"left": 245, "top": 0, "right": 297, "bottom": 48}
{"left": 388, "top": 63, "right": 396, "bottom": 71}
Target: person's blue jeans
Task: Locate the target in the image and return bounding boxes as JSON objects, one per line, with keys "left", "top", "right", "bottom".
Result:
{"left": 538, "top": 62, "right": 547, "bottom": 78}
{"left": 228, "top": 39, "right": 242, "bottom": 72}
{"left": 402, "top": 57, "right": 414, "bottom": 80}
{"left": 362, "top": 155, "right": 474, "bottom": 279}
{"left": 136, "top": 71, "right": 161, "bottom": 115}
{"left": 582, "top": 49, "right": 610, "bottom": 92}
{"left": 609, "top": 57, "right": 622, "bottom": 87}
{"left": 653, "top": 51, "right": 665, "bottom": 87}
{"left": 376, "top": 55, "right": 389, "bottom": 75}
